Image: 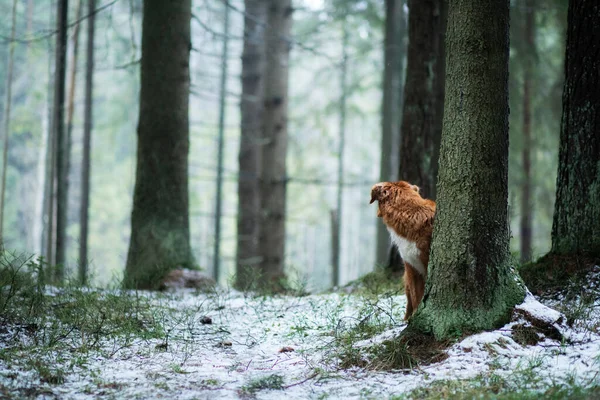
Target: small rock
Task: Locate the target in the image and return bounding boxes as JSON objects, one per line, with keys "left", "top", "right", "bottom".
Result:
{"left": 217, "top": 340, "right": 232, "bottom": 348}
{"left": 155, "top": 342, "right": 168, "bottom": 351}
{"left": 200, "top": 316, "right": 213, "bottom": 325}
{"left": 279, "top": 346, "right": 295, "bottom": 353}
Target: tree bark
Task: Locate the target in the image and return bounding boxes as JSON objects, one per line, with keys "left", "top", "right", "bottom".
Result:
{"left": 0, "top": 0, "right": 18, "bottom": 248}
{"left": 213, "top": 1, "right": 230, "bottom": 283}
{"left": 520, "top": 0, "right": 534, "bottom": 264}
{"left": 398, "top": 0, "right": 446, "bottom": 200}
{"left": 258, "top": 0, "right": 292, "bottom": 289}
{"left": 79, "top": 0, "right": 96, "bottom": 285}
{"left": 408, "top": 0, "right": 526, "bottom": 340}
{"left": 125, "top": 0, "right": 194, "bottom": 289}
{"left": 54, "top": 0, "right": 69, "bottom": 279}
{"left": 333, "top": 22, "right": 348, "bottom": 288}
{"left": 551, "top": 0, "right": 600, "bottom": 258}
{"left": 386, "top": 0, "right": 446, "bottom": 273}
{"left": 236, "top": 0, "right": 267, "bottom": 290}
{"left": 375, "top": 0, "right": 406, "bottom": 268}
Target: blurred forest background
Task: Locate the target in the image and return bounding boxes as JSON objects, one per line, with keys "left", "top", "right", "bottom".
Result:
{"left": 0, "top": 0, "right": 567, "bottom": 290}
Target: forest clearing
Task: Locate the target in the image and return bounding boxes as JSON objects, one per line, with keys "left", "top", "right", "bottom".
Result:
{"left": 1, "top": 264, "right": 600, "bottom": 399}
{"left": 0, "top": 267, "right": 600, "bottom": 399}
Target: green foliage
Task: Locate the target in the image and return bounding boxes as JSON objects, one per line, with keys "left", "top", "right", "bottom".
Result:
{"left": 240, "top": 374, "right": 284, "bottom": 395}
{"left": 396, "top": 371, "right": 600, "bottom": 400}
{"left": 0, "top": 251, "right": 164, "bottom": 384}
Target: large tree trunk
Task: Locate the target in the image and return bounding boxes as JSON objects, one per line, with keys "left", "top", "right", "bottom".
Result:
{"left": 375, "top": 0, "right": 406, "bottom": 268}
{"left": 125, "top": 0, "right": 194, "bottom": 289}
{"left": 386, "top": 0, "right": 446, "bottom": 273}
{"left": 408, "top": 0, "right": 526, "bottom": 340}
{"left": 54, "top": 0, "right": 69, "bottom": 279}
{"left": 551, "top": 0, "right": 600, "bottom": 258}
{"left": 0, "top": 0, "right": 18, "bottom": 248}
{"left": 236, "top": 0, "right": 266, "bottom": 290}
{"left": 258, "top": 0, "right": 292, "bottom": 289}
{"left": 520, "top": 0, "right": 534, "bottom": 264}
{"left": 79, "top": 0, "right": 96, "bottom": 285}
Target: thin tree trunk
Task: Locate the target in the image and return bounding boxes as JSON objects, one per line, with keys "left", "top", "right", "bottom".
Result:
{"left": 79, "top": 0, "right": 96, "bottom": 285}
{"left": 236, "top": 0, "right": 266, "bottom": 290}
{"left": 42, "top": 5, "right": 57, "bottom": 264}
{"left": 376, "top": 0, "right": 406, "bottom": 269}
{"left": 520, "top": 0, "right": 534, "bottom": 264}
{"left": 551, "top": 0, "right": 600, "bottom": 258}
{"left": 333, "top": 22, "right": 348, "bottom": 288}
{"left": 125, "top": 0, "right": 194, "bottom": 289}
{"left": 0, "top": 0, "right": 18, "bottom": 248}
{"left": 408, "top": 0, "right": 525, "bottom": 340}
{"left": 213, "top": 1, "right": 230, "bottom": 283}
{"left": 258, "top": 0, "right": 292, "bottom": 290}
{"left": 54, "top": 0, "right": 69, "bottom": 279}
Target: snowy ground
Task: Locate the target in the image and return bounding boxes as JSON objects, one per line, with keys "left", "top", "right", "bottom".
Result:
{"left": 1, "top": 269, "right": 600, "bottom": 399}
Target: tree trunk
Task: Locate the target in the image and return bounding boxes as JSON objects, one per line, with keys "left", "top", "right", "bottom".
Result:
{"left": 520, "top": 0, "right": 534, "bottom": 264}
{"left": 258, "top": 0, "right": 292, "bottom": 289}
{"left": 408, "top": 0, "right": 526, "bottom": 340}
{"left": 386, "top": 0, "right": 446, "bottom": 273}
{"left": 125, "top": 0, "right": 194, "bottom": 289}
{"left": 399, "top": 0, "right": 446, "bottom": 200}
{"left": 0, "top": 0, "right": 18, "bottom": 248}
{"left": 236, "top": 0, "right": 266, "bottom": 290}
{"left": 79, "top": 0, "right": 96, "bottom": 285}
{"left": 551, "top": 0, "right": 600, "bottom": 258}
{"left": 375, "top": 0, "right": 406, "bottom": 268}
{"left": 53, "top": 0, "right": 69, "bottom": 279}
{"left": 213, "top": 1, "right": 230, "bottom": 283}
{"left": 42, "top": 6, "right": 57, "bottom": 264}
{"left": 333, "top": 22, "right": 348, "bottom": 288}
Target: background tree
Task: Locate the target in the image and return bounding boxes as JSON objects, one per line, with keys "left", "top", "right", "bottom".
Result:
{"left": 79, "top": 0, "right": 96, "bottom": 285}
{"left": 519, "top": 0, "right": 535, "bottom": 263}
{"left": 374, "top": 0, "right": 406, "bottom": 268}
{"left": 550, "top": 0, "right": 600, "bottom": 260}
{"left": 236, "top": 0, "right": 266, "bottom": 290}
{"left": 382, "top": 0, "right": 446, "bottom": 273}
{"left": 53, "top": 0, "right": 69, "bottom": 279}
{"left": 257, "top": 0, "right": 293, "bottom": 289}
{"left": 125, "top": 0, "right": 194, "bottom": 289}
{"left": 0, "top": 0, "right": 18, "bottom": 248}
{"left": 409, "top": 0, "right": 525, "bottom": 339}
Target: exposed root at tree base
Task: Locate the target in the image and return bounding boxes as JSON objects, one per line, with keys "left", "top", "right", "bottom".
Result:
{"left": 368, "top": 328, "right": 452, "bottom": 371}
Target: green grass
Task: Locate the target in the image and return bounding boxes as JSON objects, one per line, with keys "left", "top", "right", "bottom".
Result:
{"left": 0, "top": 252, "right": 165, "bottom": 385}
{"left": 240, "top": 374, "right": 284, "bottom": 396}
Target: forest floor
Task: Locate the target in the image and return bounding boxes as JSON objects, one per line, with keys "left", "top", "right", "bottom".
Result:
{"left": 1, "top": 264, "right": 600, "bottom": 399}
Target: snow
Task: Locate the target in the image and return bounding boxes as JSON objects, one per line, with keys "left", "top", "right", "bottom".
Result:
{"left": 2, "top": 271, "right": 600, "bottom": 399}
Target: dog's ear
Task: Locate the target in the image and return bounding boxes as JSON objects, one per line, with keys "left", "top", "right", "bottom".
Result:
{"left": 370, "top": 183, "right": 390, "bottom": 204}
{"left": 411, "top": 184, "right": 420, "bottom": 193}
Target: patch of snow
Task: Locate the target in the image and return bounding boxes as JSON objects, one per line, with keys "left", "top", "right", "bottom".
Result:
{"left": 1, "top": 280, "right": 600, "bottom": 399}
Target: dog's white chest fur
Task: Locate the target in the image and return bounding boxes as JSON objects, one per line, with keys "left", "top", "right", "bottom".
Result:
{"left": 387, "top": 227, "right": 425, "bottom": 276}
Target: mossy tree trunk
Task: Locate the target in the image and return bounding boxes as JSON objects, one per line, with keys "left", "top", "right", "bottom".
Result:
{"left": 408, "top": 0, "right": 526, "bottom": 340}
{"left": 236, "top": 0, "right": 266, "bottom": 290}
{"left": 125, "top": 0, "right": 194, "bottom": 289}
{"left": 550, "top": 0, "right": 600, "bottom": 258}
{"left": 257, "top": 0, "right": 292, "bottom": 289}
